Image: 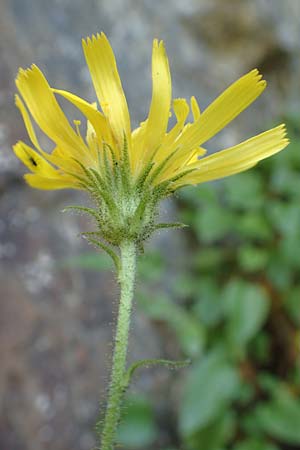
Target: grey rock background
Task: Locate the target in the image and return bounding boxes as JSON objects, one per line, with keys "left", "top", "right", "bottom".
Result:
{"left": 0, "top": 0, "right": 299, "bottom": 449}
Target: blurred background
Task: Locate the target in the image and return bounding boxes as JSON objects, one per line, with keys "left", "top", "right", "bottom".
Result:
{"left": 1, "top": 0, "right": 300, "bottom": 449}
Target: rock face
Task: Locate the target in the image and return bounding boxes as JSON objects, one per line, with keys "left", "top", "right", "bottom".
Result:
{"left": 0, "top": 1, "right": 299, "bottom": 449}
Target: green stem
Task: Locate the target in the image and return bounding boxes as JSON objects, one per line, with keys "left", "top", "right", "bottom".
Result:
{"left": 98, "top": 240, "right": 136, "bottom": 450}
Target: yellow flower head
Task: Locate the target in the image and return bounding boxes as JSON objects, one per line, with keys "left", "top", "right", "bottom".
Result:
{"left": 13, "top": 33, "right": 289, "bottom": 245}
{"left": 14, "top": 32, "right": 288, "bottom": 192}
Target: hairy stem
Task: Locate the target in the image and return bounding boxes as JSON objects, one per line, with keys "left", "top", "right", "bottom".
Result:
{"left": 98, "top": 240, "right": 136, "bottom": 450}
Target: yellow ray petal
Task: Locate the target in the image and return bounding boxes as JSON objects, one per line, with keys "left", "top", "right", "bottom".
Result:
{"left": 24, "top": 173, "right": 77, "bottom": 190}
{"left": 82, "top": 33, "right": 131, "bottom": 150}
{"left": 164, "top": 99, "right": 189, "bottom": 146}
{"left": 177, "top": 124, "right": 288, "bottom": 186}
{"left": 187, "top": 161, "right": 259, "bottom": 188}
{"left": 142, "top": 39, "right": 172, "bottom": 160}
{"left": 46, "top": 147, "right": 85, "bottom": 174}
{"left": 86, "top": 120, "right": 99, "bottom": 161}
{"left": 175, "top": 69, "right": 266, "bottom": 153}
{"left": 154, "top": 146, "right": 207, "bottom": 184}
{"left": 16, "top": 65, "right": 88, "bottom": 159}
{"left": 173, "top": 98, "right": 190, "bottom": 122}
{"left": 185, "top": 147, "right": 207, "bottom": 164}
{"left": 153, "top": 98, "right": 189, "bottom": 167}
{"left": 52, "top": 88, "right": 113, "bottom": 146}
{"left": 131, "top": 120, "right": 148, "bottom": 171}
{"left": 190, "top": 96, "right": 201, "bottom": 121}
{"left": 15, "top": 94, "right": 42, "bottom": 152}
{"left": 13, "top": 141, "right": 58, "bottom": 176}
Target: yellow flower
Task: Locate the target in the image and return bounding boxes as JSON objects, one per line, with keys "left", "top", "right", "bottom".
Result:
{"left": 14, "top": 33, "right": 288, "bottom": 193}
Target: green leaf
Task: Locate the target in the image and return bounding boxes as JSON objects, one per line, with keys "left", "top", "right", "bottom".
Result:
{"left": 139, "top": 294, "right": 205, "bottom": 357}
{"left": 267, "top": 202, "right": 300, "bottom": 237}
{"left": 284, "top": 286, "right": 300, "bottom": 325}
{"left": 173, "top": 274, "right": 201, "bottom": 298}
{"left": 251, "top": 333, "right": 271, "bottom": 364}
{"left": 279, "top": 233, "right": 300, "bottom": 268}
{"left": 179, "top": 184, "right": 218, "bottom": 206}
{"left": 187, "top": 412, "right": 235, "bottom": 450}
{"left": 193, "top": 248, "right": 225, "bottom": 272}
{"left": 224, "top": 172, "right": 264, "bottom": 210}
{"left": 237, "top": 246, "right": 269, "bottom": 272}
{"left": 270, "top": 166, "right": 300, "bottom": 197}
{"left": 179, "top": 350, "right": 240, "bottom": 435}
{"left": 117, "top": 395, "right": 158, "bottom": 448}
{"left": 255, "top": 386, "right": 300, "bottom": 444}
{"left": 235, "top": 213, "right": 272, "bottom": 241}
{"left": 194, "top": 205, "right": 232, "bottom": 243}
{"left": 193, "top": 278, "right": 223, "bottom": 326}
{"left": 223, "top": 280, "right": 269, "bottom": 354}
{"left": 267, "top": 258, "right": 293, "bottom": 290}
{"left": 137, "top": 251, "right": 165, "bottom": 282}
{"left": 233, "top": 438, "right": 279, "bottom": 450}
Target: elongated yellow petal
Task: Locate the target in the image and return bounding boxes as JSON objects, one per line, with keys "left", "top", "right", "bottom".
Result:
{"left": 142, "top": 39, "right": 171, "bottom": 160}
{"left": 16, "top": 65, "right": 88, "bottom": 159}
{"left": 52, "top": 88, "right": 113, "bottom": 146}
{"left": 174, "top": 69, "right": 266, "bottom": 153}
{"left": 182, "top": 161, "right": 258, "bottom": 187}
{"left": 154, "top": 98, "right": 189, "bottom": 167}
{"left": 82, "top": 33, "right": 131, "bottom": 150}
{"left": 185, "top": 147, "right": 207, "bottom": 164}
{"left": 86, "top": 120, "right": 99, "bottom": 162}
{"left": 13, "top": 141, "right": 58, "bottom": 176}
{"left": 46, "top": 147, "right": 85, "bottom": 174}
{"left": 176, "top": 125, "right": 288, "bottom": 186}
{"left": 15, "top": 94, "right": 43, "bottom": 152}
{"left": 163, "top": 99, "right": 189, "bottom": 146}
{"left": 24, "top": 173, "right": 77, "bottom": 190}
{"left": 190, "top": 96, "right": 201, "bottom": 121}
{"left": 131, "top": 120, "right": 148, "bottom": 169}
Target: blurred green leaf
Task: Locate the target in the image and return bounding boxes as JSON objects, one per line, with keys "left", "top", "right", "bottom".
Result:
{"left": 193, "top": 278, "right": 223, "bottom": 326}
{"left": 270, "top": 166, "right": 300, "bottom": 197}
{"left": 284, "top": 286, "right": 300, "bottom": 325}
{"left": 139, "top": 294, "right": 205, "bottom": 357}
{"left": 267, "top": 258, "right": 293, "bottom": 290}
{"left": 233, "top": 438, "right": 279, "bottom": 450}
{"left": 179, "top": 184, "right": 218, "bottom": 205}
{"left": 279, "top": 234, "right": 300, "bottom": 268}
{"left": 237, "top": 246, "right": 269, "bottom": 272}
{"left": 224, "top": 172, "right": 264, "bottom": 210}
{"left": 194, "top": 205, "right": 233, "bottom": 243}
{"left": 117, "top": 395, "right": 158, "bottom": 448}
{"left": 223, "top": 280, "right": 269, "bottom": 354}
{"left": 187, "top": 412, "right": 235, "bottom": 450}
{"left": 241, "top": 410, "right": 264, "bottom": 438}
{"left": 179, "top": 350, "right": 240, "bottom": 436}
{"left": 137, "top": 251, "right": 165, "bottom": 282}
{"left": 173, "top": 274, "right": 201, "bottom": 298}
{"left": 193, "top": 248, "right": 226, "bottom": 272}
{"left": 238, "top": 382, "right": 255, "bottom": 406}
{"left": 267, "top": 202, "right": 300, "bottom": 237}
{"left": 251, "top": 334, "right": 271, "bottom": 364}
{"left": 255, "top": 386, "right": 300, "bottom": 444}
{"left": 235, "top": 213, "right": 272, "bottom": 241}
{"left": 257, "top": 373, "right": 279, "bottom": 394}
